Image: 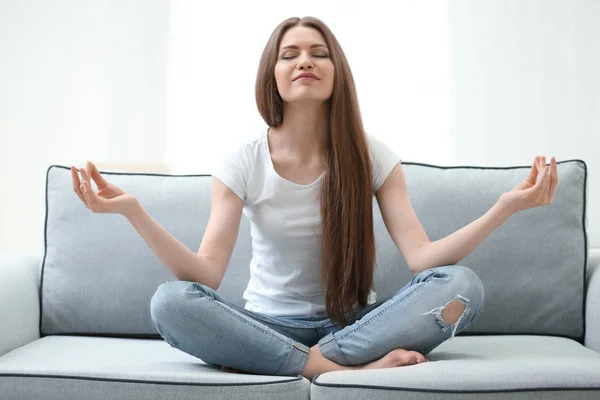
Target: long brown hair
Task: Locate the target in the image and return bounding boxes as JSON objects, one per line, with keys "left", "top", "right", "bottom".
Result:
{"left": 255, "top": 16, "right": 375, "bottom": 328}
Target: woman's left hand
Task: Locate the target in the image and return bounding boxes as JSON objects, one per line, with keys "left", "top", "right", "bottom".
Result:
{"left": 497, "top": 156, "right": 558, "bottom": 216}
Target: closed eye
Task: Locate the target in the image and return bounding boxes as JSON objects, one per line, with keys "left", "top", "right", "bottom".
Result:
{"left": 282, "top": 55, "right": 329, "bottom": 60}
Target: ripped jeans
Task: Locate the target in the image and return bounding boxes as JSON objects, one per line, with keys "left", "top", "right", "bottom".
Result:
{"left": 150, "top": 265, "right": 485, "bottom": 377}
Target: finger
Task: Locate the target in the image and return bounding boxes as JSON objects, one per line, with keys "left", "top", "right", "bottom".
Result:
{"left": 548, "top": 157, "right": 558, "bottom": 201}
{"left": 531, "top": 166, "right": 549, "bottom": 203}
{"left": 542, "top": 156, "right": 547, "bottom": 170}
{"left": 527, "top": 156, "right": 539, "bottom": 183}
{"left": 79, "top": 169, "right": 95, "bottom": 199}
{"left": 81, "top": 180, "right": 102, "bottom": 211}
{"left": 535, "top": 156, "right": 543, "bottom": 184}
{"left": 536, "top": 156, "right": 547, "bottom": 183}
{"left": 80, "top": 168, "right": 91, "bottom": 186}
{"left": 539, "top": 166, "right": 551, "bottom": 201}
{"left": 545, "top": 165, "right": 552, "bottom": 196}
{"left": 80, "top": 181, "right": 93, "bottom": 209}
{"left": 71, "top": 166, "right": 81, "bottom": 186}
{"left": 535, "top": 165, "right": 545, "bottom": 186}
{"left": 71, "top": 166, "right": 88, "bottom": 207}
{"left": 539, "top": 156, "right": 548, "bottom": 176}
{"left": 79, "top": 169, "right": 91, "bottom": 199}
{"left": 82, "top": 162, "right": 93, "bottom": 190}
{"left": 539, "top": 165, "right": 550, "bottom": 183}
{"left": 80, "top": 180, "right": 93, "bottom": 204}
{"left": 88, "top": 161, "right": 108, "bottom": 189}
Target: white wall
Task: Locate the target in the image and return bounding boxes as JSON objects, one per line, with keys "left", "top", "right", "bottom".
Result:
{"left": 1, "top": 0, "right": 598, "bottom": 255}
{"left": 0, "top": 0, "right": 169, "bottom": 254}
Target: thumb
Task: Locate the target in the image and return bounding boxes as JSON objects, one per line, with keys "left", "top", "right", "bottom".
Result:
{"left": 88, "top": 162, "right": 108, "bottom": 189}
{"left": 81, "top": 179, "right": 107, "bottom": 211}
{"left": 85, "top": 161, "right": 108, "bottom": 190}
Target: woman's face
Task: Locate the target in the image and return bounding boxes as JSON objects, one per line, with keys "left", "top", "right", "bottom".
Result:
{"left": 274, "top": 26, "right": 335, "bottom": 104}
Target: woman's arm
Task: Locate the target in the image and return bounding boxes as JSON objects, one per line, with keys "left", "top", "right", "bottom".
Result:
{"left": 125, "top": 177, "right": 244, "bottom": 290}
{"left": 126, "top": 202, "right": 220, "bottom": 289}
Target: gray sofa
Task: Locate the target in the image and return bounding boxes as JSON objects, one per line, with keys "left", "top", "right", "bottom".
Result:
{"left": 1, "top": 159, "right": 599, "bottom": 400}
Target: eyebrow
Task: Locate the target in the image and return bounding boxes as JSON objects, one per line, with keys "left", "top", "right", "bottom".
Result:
{"left": 279, "top": 44, "right": 328, "bottom": 52}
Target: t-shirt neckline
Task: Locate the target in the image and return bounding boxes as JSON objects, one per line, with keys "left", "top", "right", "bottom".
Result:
{"left": 263, "top": 127, "right": 325, "bottom": 189}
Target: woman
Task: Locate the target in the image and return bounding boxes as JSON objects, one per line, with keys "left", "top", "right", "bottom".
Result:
{"left": 71, "top": 16, "right": 557, "bottom": 381}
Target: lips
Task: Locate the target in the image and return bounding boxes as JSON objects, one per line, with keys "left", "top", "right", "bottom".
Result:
{"left": 294, "top": 73, "right": 318, "bottom": 81}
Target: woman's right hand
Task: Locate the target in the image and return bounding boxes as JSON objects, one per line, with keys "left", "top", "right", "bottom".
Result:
{"left": 71, "top": 161, "right": 140, "bottom": 217}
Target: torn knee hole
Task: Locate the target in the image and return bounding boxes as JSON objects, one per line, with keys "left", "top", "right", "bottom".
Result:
{"left": 441, "top": 300, "right": 466, "bottom": 325}
{"left": 422, "top": 294, "right": 471, "bottom": 338}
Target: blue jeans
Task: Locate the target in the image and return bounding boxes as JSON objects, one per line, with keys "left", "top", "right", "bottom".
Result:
{"left": 150, "top": 264, "right": 484, "bottom": 377}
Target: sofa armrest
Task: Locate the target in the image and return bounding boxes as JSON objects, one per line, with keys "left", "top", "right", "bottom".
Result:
{"left": 585, "top": 249, "right": 600, "bottom": 352}
{"left": 0, "top": 252, "right": 41, "bottom": 357}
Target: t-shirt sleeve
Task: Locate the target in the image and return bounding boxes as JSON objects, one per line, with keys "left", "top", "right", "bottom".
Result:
{"left": 210, "top": 144, "right": 249, "bottom": 202}
{"left": 367, "top": 133, "right": 402, "bottom": 193}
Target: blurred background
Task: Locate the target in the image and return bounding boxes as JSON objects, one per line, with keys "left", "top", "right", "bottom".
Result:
{"left": 0, "top": 0, "right": 598, "bottom": 254}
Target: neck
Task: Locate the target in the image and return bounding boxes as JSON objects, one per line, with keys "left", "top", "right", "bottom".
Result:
{"left": 269, "top": 101, "right": 330, "bottom": 164}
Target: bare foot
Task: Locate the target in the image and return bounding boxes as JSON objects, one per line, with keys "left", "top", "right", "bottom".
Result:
{"left": 358, "top": 348, "right": 429, "bottom": 370}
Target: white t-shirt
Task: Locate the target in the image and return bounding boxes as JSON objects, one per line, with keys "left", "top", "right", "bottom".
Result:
{"left": 211, "top": 127, "right": 402, "bottom": 316}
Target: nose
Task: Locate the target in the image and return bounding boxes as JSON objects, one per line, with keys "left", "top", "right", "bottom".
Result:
{"left": 297, "top": 51, "right": 315, "bottom": 68}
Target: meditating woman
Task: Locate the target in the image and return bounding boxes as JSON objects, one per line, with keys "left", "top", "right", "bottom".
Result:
{"left": 71, "top": 16, "right": 557, "bottom": 381}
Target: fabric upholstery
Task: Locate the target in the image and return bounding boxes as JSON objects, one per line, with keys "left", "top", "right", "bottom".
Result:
{"left": 585, "top": 249, "right": 600, "bottom": 352}
{"left": 0, "top": 253, "right": 41, "bottom": 357}
{"left": 311, "top": 335, "right": 600, "bottom": 400}
{"left": 0, "top": 336, "right": 310, "bottom": 400}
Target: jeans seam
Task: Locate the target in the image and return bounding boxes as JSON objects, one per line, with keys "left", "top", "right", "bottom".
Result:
{"left": 292, "top": 342, "right": 310, "bottom": 354}
{"left": 240, "top": 313, "right": 317, "bottom": 329}
{"left": 337, "top": 278, "right": 436, "bottom": 341}
{"left": 275, "top": 343, "right": 309, "bottom": 375}
{"left": 319, "top": 335, "right": 334, "bottom": 345}
{"left": 336, "top": 337, "right": 353, "bottom": 365}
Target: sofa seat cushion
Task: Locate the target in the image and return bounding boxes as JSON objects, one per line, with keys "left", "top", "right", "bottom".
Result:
{"left": 311, "top": 336, "right": 600, "bottom": 400}
{"left": 0, "top": 336, "right": 309, "bottom": 400}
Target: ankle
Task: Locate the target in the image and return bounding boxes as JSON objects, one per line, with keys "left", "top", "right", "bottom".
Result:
{"left": 301, "top": 344, "right": 356, "bottom": 380}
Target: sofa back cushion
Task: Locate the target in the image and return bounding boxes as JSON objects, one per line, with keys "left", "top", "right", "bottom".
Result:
{"left": 40, "top": 161, "right": 587, "bottom": 340}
